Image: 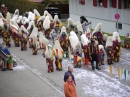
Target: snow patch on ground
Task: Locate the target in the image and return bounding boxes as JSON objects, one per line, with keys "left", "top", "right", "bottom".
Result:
{"left": 13, "top": 65, "right": 26, "bottom": 71}
{"left": 74, "top": 69, "right": 130, "bottom": 97}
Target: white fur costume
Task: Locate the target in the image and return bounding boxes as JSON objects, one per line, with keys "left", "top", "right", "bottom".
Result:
{"left": 105, "top": 36, "right": 113, "bottom": 47}
{"left": 112, "top": 32, "right": 121, "bottom": 42}
{"left": 53, "top": 40, "right": 63, "bottom": 59}
{"left": 69, "top": 31, "right": 81, "bottom": 50}
{"left": 92, "top": 23, "right": 102, "bottom": 35}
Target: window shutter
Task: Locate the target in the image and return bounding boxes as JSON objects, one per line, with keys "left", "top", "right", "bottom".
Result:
{"left": 112, "top": 0, "right": 116, "bottom": 8}
{"left": 93, "top": 0, "right": 97, "bottom": 7}
{"left": 103, "top": 0, "right": 107, "bottom": 8}
{"left": 118, "top": 0, "right": 121, "bottom": 9}
{"left": 81, "top": 0, "right": 85, "bottom": 5}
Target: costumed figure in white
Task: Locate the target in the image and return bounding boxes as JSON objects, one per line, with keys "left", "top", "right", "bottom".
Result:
{"left": 19, "top": 25, "right": 29, "bottom": 51}
{"left": 37, "top": 16, "right": 45, "bottom": 31}
{"left": 81, "top": 34, "right": 91, "bottom": 65}
{"left": 112, "top": 32, "right": 121, "bottom": 62}
{"left": 43, "top": 16, "right": 52, "bottom": 39}
{"left": 29, "top": 27, "right": 38, "bottom": 55}
{"left": 67, "top": 18, "right": 77, "bottom": 34}
{"left": 44, "top": 44, "right": 54, "bottom": 73}
{"left": 58, "top": 26, "right": 70, "bottom": 58}
{"left": 53, "top": 40, "right": 64, "bottom": 71}
{"left": 10, "top": 17, "right": 20, "bottom": 47}
{"left": 38, "top": 31, "right": 49, "bottom": 55}
{"left": 69, "top": 31, "right": 82, "bottom": 68}
{"left": 105, "top": 36, "right": 114, "bottom": 65}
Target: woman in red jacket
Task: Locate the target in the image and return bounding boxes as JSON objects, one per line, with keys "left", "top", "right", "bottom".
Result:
{"left": 64, "top": 74, "right": 77, "bottom": 97}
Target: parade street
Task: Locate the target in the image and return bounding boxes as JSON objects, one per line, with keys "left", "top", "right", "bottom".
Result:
{"left": 0, "top": 38, "right": 130, "bottom": 97}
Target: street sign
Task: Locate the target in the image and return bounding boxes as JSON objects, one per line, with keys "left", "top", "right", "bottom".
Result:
{"left": 115, "top": 14, "right": 120, "bottom": 20}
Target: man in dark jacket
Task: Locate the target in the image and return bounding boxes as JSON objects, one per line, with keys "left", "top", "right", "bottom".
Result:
{"left": 64, "top": 66, "right": 76, "bottom": 85}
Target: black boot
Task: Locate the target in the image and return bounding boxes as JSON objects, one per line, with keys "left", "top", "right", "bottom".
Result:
{"left": 96, "top": 62, "right": 101, "bottom": 70}
{"left": 91, "top": 62, "right": 95, "bottom": 70}
{"left": 96, "top": 67, "right": 101, "bottom": 70}
{"left": 92, "top": 66, "right": 95, "bottom": 70}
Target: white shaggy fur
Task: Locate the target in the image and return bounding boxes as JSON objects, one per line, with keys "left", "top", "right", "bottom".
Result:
{"left": 23, "top": 18, "right": 29, "bottom": 25}
{"left": 0, "top": 13, "right": 5, "bottom": 28}
{"left": 60, "top": 26, "right": 67, "bottom": 36}
{"left": 28, "top": 11, "right": 35, "bottom": 21}
{"left": 20, "top": 25, "right": 29, "bottom": 35}
{"left": 43, "top": 10, "right": 53, "bottom": 21}
{"left": 13, "top": 9, "right": 19, "bottom": 18}
{"left": 43, "top": 16, "right": 50, "bottom": 30}
{"left": 45, "top": 44, "right": 53, "bottom": 58}
{"left": 27, "top": 20, "right": 35, "bottom": 31}
{"left": 17, "top": 15, "right": 22, "bottom": 24}
{"left": 67, "top": 18, "right": 76, "bottom": 27}
{"left": 76, "top": 22, "right": 84, "bottom": 34}
{"left": 105, "top": 36, "right": 113, "bottom": 47}
{"left": 103, "top": 34, "right": 108, "bottom": 41}
{"left": 6, "top": 12, "right": 11, "bottom": 25}
{"left": 98, "top": 45, "right": 105, "bottom": 52}
{"left": 37, "top": 16, "right": 45, "bottom": 22}
{"left": 10, "top": 19, "right": 19, "bottom": 30}
{"left": 54, "top": 15, "right": 61, "bottom": 23}
{"left": 112, "top": 32, "right": 121, "bottom": 42}
{"left": 69, "top": 31, "right": 81, "bottom": 50}
{"left": 53, "top": 40, "right": 63, "bottom": 59}
{"left": 39, "top": 31, "right": 49, "bottom": 45}
{"left": 92, "top": 23, "right": 102, "bottom": 35}
{"left": 33, "top": 9, "right": 40, "bottom": 17}
{"left": 29, "top": 27, "right": 38, "bottom": 42}
{"left": 80, "top": 34, "right": 89, "bottom": 46}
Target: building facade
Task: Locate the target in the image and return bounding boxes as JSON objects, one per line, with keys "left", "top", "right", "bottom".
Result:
{"left": 69, "top": 0, "right": 130, "bottom": 36}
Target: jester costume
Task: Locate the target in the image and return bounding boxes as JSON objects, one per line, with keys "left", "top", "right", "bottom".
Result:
{"left": 46, "top": 58, "right": 54, "bottom": 73}
{"left": 55, "top": 56, "right": 62, "bottom": 71}
{"left": 37, "top": 20, "right": 43, "bottom": 31}
{"left": 93, "top": 32, "right": 103, "bottom": 45}
{"left": 90, "top": 39, "right": 100, "bottom": 70}
{"left": 99, "top": 49, "right": 105, "bottom": 65}
{"left": 73, "top": 49, "right": 82, "bottom": 68}
{"left": 106, "top": 46, "right": 114, "bottom": 65}
{"left": 83, "top": 44, "right": 92, "bottom": 64}
{"left": 44, "top": 29, "right": 52, "bottom": 39}
{"left": 59, "top": 32, "right": 70, "bottom": 58}
{"left": 32, "top": 44, "right": 38, "bottom": 55}
{"left": 20, "top": 34, "right": 27, "bottom": 51}
{"left": 3, "top": 31, "right": 11, "bottom": 47}
{"left": 113, "top": 40, "right": 121, "bottom": 62}
{"left": 0, "top": 26, "right": 4, "bottom": 37}
{"left": 13, "top": 32, "right": 20, "bottom": 47}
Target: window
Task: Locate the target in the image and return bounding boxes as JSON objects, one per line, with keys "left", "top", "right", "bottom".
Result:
{"left": 79, "top": 0, "right": 85, "bottom": 5}
{"left": 116, "top": 23, "right": 122, "bottom": 30}
{"left": 98, "top": 0, "right": 103, "bottom": 7}
{"left": 124, "top": 0, "right": 130, "bottom": 9}
{"left": 93, "top": 0, "right": 107, "bottom": 8}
